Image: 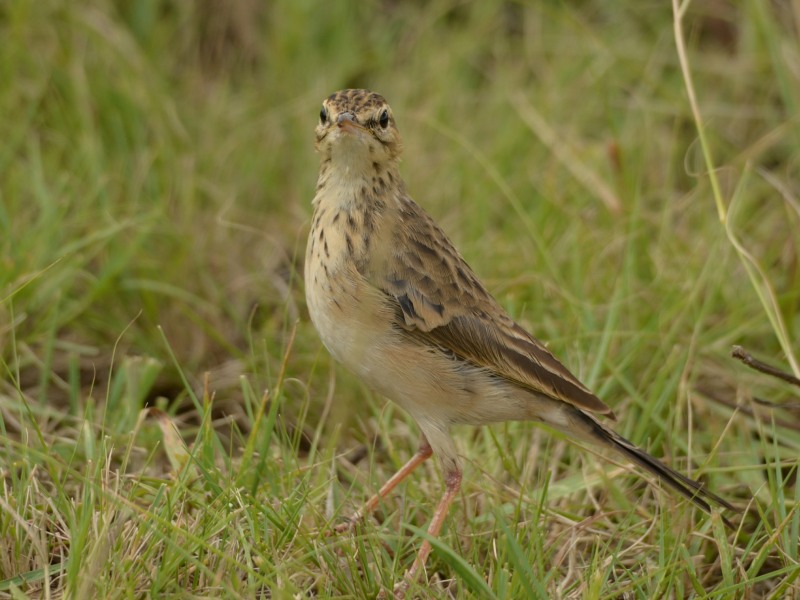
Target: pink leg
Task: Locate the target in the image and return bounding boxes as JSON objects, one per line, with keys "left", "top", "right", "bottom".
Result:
{"left": 394, "top": 468, "right": 463, "bottom": 598}
{"left": 335, "top": 440, "right": 433, "bottom": 533}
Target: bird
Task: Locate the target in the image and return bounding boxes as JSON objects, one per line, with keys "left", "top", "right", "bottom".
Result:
{"left": 304, "top": 88, "right": 734, "bottom": 592}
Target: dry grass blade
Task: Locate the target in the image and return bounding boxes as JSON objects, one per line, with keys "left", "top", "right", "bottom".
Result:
{"left": 509, "top": 92, "right": 621, "bottom": 215}
{"left": 732, "top": 346, "right": 800, "bottom": 388}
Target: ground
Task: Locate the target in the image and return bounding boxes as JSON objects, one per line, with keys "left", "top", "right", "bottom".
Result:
{"left": 1, "top": 1, "right": 799, "bottom": 598}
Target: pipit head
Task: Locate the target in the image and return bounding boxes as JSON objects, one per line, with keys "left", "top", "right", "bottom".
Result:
{"left": 316, "top": 89, "right": 402, "bottom": 165}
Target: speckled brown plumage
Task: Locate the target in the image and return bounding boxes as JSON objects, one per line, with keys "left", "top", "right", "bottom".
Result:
{"left": 304, "top": 89, "right": 734, "bottom": 596}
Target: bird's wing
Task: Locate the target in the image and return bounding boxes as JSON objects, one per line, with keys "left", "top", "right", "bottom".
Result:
{"left": 371, "top": 196, "right": 615, "bottom": 419}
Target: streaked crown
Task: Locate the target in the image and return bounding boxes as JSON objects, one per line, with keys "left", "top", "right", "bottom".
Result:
{"left": 316, "top": 89, "right": 402, "bottom": 162}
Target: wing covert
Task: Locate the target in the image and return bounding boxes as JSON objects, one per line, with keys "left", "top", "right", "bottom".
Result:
{"left": 371, "top": 196, "right": 615, "bottom": 418}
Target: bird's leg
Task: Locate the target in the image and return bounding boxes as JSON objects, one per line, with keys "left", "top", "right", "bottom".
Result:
{"left": 394, "top": 467, "right": 462, "bottom": 597}
{"left": 335, "top": 439, "right": 433, "bottom": 533}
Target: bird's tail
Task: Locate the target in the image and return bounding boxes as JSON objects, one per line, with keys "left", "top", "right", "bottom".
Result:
{"left": 560, "top": 407, "right": 736, "bottom": 528}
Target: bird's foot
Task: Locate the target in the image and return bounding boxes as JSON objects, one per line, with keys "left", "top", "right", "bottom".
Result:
{"left": 332, "top": 514, "right": 362, "bottom": 535}
{"left": 375, "top": 580, "right": 409, "bottom": 600}
{"left": 392, "top": 580, "right": 410, "bottom": 599}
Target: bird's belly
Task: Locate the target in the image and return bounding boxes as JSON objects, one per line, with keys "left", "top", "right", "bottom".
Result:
{"left": 307, "top": 286, "right": 530, "bottom": 424}
{"left": 305, "top": 250, "right": 545, "bottom": 426}
{"left": 305, "top": 257, "right": 391, "bottom": 374}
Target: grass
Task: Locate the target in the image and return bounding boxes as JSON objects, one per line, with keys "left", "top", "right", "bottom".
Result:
{"left": 2, "top": 0, "right": 799, "bottom": 597}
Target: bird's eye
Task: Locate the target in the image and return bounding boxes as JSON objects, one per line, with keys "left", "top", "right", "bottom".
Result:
{"left": 319, "top": 106, "right": 328, "bottom": 124}
{"left": 378, "top": 109, "right": 390, "bottom": 129}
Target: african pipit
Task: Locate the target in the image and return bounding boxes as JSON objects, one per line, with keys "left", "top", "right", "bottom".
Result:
{"left": 305, "top": 89, "right": 733, "bottom": 589}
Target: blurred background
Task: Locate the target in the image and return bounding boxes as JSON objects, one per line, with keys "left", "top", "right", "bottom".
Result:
{"left": 1, "top": 1, "right": 799, "bottom": 595}
{"left": 3, "top": 0, "right": 796, "bottom": 426}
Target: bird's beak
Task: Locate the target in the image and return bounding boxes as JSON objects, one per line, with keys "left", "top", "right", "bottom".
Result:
{"left": 337, "top": 111, "right": 362, "bottom": 132}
